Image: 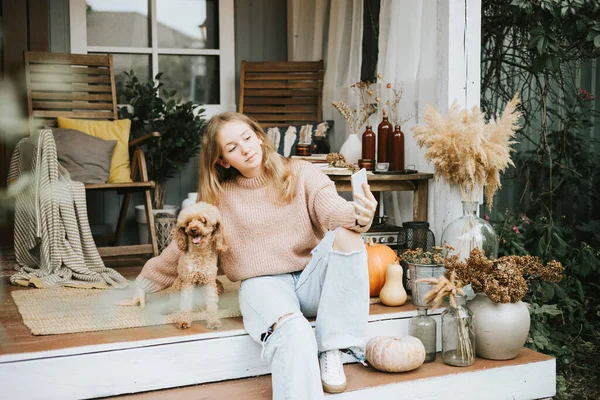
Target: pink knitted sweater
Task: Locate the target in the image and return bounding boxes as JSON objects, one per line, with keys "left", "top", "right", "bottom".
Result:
{"left": 136, "top": 160, "right": 369, "bottom": 293}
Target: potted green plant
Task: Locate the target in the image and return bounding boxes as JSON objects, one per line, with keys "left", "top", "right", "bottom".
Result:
{"left": 119, "top": 70, "right": 206, "bottom": 209}
{"left": 119, "top": 71, "right": 206, "bottom": 245}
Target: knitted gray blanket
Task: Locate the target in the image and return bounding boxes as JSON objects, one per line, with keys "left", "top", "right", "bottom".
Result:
{"left": 7, "top": 129, "right": 128, "bottom": 288}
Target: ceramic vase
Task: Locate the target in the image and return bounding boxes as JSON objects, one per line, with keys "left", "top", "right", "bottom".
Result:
{"left": 339, "top": 133, "right": 362, "bottom": 165}
{"left": 468, "top": 293, "right": 531, "bottom": 360}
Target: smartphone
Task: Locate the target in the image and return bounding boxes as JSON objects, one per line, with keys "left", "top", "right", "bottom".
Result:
{"left": 351, "top": 168, "right": 368, "bottom": 207}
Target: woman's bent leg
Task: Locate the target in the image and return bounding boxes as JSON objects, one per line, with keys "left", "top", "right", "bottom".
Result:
{"left": 239, "top": 275, "right": 324, "bottom": 400}
{"left": 295, "top": 227, "right": 370, "bottom": 352}
{"left": 263, "top": 315, "right": 322, "bottom": 400}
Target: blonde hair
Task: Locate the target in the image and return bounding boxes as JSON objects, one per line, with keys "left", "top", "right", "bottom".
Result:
{"left": 197, "top": 112, "right": 296, "bottom": 205}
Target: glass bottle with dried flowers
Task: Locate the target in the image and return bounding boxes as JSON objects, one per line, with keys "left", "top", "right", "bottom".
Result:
{"left": 441, "top": 292, "right": 475, "bottom": 367}
{"left": 445, "top": 247, "right": 564, "bottom": 360}
{"left": 411, "top": 94, "right": 522, "bottom": 262}
{"left": 442, "top": 200, "right": 499, "bottom": 264}
{"left": 417, "top": 272, "right": 475, "bottom": 367}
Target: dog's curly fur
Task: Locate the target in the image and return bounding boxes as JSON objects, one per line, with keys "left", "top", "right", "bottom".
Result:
{"left": 171, "top": 202, "right": 227, "bottom": 330}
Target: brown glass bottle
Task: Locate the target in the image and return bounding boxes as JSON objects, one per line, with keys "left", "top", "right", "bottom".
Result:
{"left": 377, "top": 113, "right": 393, "bottom": 163}
{"left": 361, "top": 125, "right": 375, "bottom": 161}
{"left": 390, "top": 125, "right": 405, "bottom": 172}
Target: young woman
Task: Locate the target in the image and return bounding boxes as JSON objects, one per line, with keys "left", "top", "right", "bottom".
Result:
{"left": 121, "top": 112, "right": 377, "bottom": 399}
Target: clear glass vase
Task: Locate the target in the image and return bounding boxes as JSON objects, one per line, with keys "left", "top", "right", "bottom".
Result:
{"left": 409, "top": 308, "right": 437, "bottom": 362}
{"left": 440, "top": 201, "right": 498, "bottom": 261}
{"left": 441, "top": 295, "right": 475, "bottom": 367}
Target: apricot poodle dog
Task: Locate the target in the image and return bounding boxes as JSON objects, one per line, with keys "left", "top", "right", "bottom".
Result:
{"left": 171, "top": 202, "right": 227, "bottom": 330}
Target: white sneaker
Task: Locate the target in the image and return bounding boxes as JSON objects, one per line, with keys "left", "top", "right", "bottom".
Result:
{"left": 319, "top": 349, "right": 347, "bottom": 393}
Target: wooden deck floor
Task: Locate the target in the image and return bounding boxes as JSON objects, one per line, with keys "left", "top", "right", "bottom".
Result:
{"left": 0, "top": 265, "right": 418, "bottom": 357}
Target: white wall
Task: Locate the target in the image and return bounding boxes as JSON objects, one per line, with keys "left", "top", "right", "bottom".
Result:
{"left": 377, "top": 0, "right": 482, "bottom": 241}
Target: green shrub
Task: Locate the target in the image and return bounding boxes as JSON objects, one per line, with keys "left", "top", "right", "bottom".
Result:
{"left": 491, "top": 210, "right": 600, "bottom": 398}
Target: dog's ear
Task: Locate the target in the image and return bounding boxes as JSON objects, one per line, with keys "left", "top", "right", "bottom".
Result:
{"left": 174, "top": 225, "right": 188, "bottom": 252}
{"left": 212, "top": 221, "right": 227, "bottom": 253}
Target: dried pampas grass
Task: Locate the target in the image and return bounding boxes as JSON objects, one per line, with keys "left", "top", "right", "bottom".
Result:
{"left": 411, "top": 94, "right": 521, "bottom": 206}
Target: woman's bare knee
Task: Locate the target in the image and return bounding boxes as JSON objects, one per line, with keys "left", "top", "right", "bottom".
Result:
{"left": 332, "top": 227, "right": 364, "bottom": 253}
{"left": 271, "top": 313, "right": 294, "bottom": 331}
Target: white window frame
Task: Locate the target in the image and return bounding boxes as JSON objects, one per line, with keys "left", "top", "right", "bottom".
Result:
{"left": 69, "top": 0, "right": 236, "bottom": 117}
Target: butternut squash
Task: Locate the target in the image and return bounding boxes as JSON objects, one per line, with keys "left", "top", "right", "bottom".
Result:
{"left": 379, "top": 260, "right": 407, "bottom": 306}
{"left": 366, "top": 238, "right": 397, "bottom": 297}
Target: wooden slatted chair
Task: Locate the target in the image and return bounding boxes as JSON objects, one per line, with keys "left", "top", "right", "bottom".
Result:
{"left": 23, "top": 51, "right": 159, "bottom": 259}
{"left": 238, "top": 60, "right": 324, "bottom": 127}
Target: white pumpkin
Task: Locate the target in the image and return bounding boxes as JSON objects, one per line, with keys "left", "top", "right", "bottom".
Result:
{"left": 366, "top": 336, "right": 426, "bottom": 372}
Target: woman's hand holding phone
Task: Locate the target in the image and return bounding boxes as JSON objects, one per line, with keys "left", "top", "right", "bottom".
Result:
{"left": 351, "top": 169, "right": 377, "bottom": 227}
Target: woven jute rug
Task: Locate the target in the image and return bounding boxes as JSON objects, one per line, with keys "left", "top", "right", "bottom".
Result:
{"left": 11, "top": 276, "right": 241, "bottom": 335}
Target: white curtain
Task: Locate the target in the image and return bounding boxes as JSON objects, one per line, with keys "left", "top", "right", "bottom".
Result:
{"left": 323, "top": 0, "right": 364, "bottom": 152}
{"left": 287, "top": 0, "right": 363, "bottom": 152}
{"left": 376, "top": 0, "right": 438, "bottom": 228}
{"left": 287, "top": 0, "right": 329, "bottom": 61}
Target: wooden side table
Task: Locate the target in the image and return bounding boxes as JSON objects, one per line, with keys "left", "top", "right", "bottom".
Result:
{"left": 327, "top": 172, "right": 434, "bottom": 221}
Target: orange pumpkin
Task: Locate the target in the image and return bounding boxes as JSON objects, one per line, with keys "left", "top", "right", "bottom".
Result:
{"left": 366, "top": 238, "right": 397, "bottom": 296}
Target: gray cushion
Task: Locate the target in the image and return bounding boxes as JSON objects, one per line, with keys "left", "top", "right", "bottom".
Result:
{"left": 52, "top": 128, "right": 117, "bottom": 184}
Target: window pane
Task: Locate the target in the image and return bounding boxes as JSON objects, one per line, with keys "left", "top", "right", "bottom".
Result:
{"left": 157, "top": 0, "right": 219, "bottom": 49}
{"left": 108, "top": 54, "right": 151, "bottom": 104}
{"left": 86, "top": 0, "right": 149, "bottom": 47}
{"left": 158, "top": 55, "right": 219, "bottom": 104}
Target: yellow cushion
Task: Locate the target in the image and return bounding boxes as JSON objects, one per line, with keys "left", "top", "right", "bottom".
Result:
{"left": 57, "top": 117, "right": 132, "bottom": 183}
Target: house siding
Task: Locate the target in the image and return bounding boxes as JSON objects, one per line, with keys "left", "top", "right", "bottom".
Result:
{"left": 48, "top": 0, "right": 287, "bottom": 245}
{"left": 48, "top": 0, "right": 70, "bottom": 53}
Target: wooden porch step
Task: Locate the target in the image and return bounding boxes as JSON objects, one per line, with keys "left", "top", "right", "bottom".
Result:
{"left": 0, "top": 303, "right": 442, "bottom": 400}
{"left": 115, "top": 349, "right": 556, "bottom": 400}
{"left": 0, "top": 270, "right": 556, "bottom": 400}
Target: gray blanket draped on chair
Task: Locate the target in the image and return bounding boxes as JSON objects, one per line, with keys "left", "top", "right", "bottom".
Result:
{"left": 7, "top": 129, "right": 128, "bottom": 288}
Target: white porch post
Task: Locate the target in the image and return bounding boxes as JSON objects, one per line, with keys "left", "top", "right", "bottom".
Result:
{"left": 430, "top": 0, "right": 482, "bottom": 242}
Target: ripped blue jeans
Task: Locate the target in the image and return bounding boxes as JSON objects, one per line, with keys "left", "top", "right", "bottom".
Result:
{"left": 238, "top": 228, "right": 370, "bottom": 400}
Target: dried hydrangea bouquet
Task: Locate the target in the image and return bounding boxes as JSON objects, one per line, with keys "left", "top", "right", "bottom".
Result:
{"left": 444, "top": 247, "right": 564, "bottom": 360}
{"left": 444, "top": 248, "right": 564, "bottom": 304}
{"left": 411, "top": 94, "right": 522, "bottom": 261}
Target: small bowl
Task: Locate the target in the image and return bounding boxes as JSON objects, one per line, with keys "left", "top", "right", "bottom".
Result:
{"left": 375, "top": 162, "right": 389, "bottom": 172}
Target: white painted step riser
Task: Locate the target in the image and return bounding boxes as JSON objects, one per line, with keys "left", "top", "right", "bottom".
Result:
{"left": 1, "top": 317, "right": 430, "bottom": 400}
{"left": 337, "top": 359, "right": 556, "bottom": 400}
